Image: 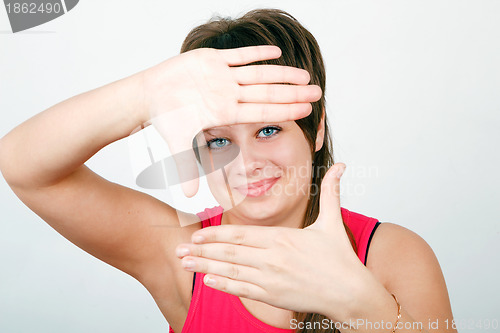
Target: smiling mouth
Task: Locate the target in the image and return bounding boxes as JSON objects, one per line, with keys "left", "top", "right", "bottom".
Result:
{"left": 234, "top": 177, "right": 281, "bottom": 197}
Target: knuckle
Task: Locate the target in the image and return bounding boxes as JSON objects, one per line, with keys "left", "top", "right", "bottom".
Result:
{"left": 207, "top": 230, "right": 218, "bottom": 242}
{"left": 238, "top": 284, "right": 250, "bottom": 298}
{"left": 263, "top": 256, "right": 283, "bottom": 274}
{"left": 223, "top": 245, "right": 237, "bottom": 260}
{"left": 273, "top": 232, "right": 293, "bottom": 248}
{"left": 229, "top": 265, "right": 240, "bottom": 279}
{"left": 219, "top": 280, "right": 228, "bottom": 293}
{"left": 269, "top": 262, "right": 283, "bottom": 274}
{"left": 231, "top": 229, "right": 246, "bottom": 245}
{"left": 197, "top": 259, "right": 206, "bottom": 272}
{"left": 197, "top": 245, "right": 204, "bottom": 258}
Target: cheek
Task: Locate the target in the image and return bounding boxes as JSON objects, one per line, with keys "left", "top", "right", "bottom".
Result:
{"left": 274, "top": 136, "right": 312, "bottom": 171}
{"left": 205, "top": 165, "right": 246, "bottom": 209}
{"left": 263, "top": 137, "right": 304, "bottom": 168}
{"left": 279, "top": 139, "right": 314, "bottom": 188}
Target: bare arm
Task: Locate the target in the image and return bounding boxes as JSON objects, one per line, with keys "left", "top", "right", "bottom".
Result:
{"left": 0, "top": 72, "right": 146, "bottom": 189}
{"left": 331, "top": 223, "right": 457, "bottom": 333}
{"left": 0, "top": 45, "right": 320, "bottom": 285}
{"left": 0, "top": 71, "right": 189, "bottom": 282}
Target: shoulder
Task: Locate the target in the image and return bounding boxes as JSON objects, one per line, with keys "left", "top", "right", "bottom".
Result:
{"left": 364, "top": 223, "right": 456, "bottom": 323}
{"left": 366, "top": 222, "right": 442, "bottom": 290}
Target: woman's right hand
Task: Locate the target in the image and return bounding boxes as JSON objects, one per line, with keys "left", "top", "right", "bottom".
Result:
{"left": 139, "top": 45, "right": 322, "bottom": 198}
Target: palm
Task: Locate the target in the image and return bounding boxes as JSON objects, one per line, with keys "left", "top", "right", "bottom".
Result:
{"left": 142, "top": 45, "right": 322, "bottom": 197}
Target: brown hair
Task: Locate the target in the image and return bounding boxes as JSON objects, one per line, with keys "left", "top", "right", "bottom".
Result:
{"left": 183, "top": 8, "right": 357, "bottom": 333}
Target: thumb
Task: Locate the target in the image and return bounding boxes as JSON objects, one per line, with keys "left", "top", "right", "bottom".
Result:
{"left": 151, "top": 107, "right": 201, "bottom": 198}
{"left": 167, "top": 135, "right": 200, "bottom": 198}
{"left": 305, "top": 163, "right": 346, "bottom": 232}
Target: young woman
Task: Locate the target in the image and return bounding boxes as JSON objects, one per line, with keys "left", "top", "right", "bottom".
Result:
{"left": 0, "top": 8, "right": 456, "bottom": 333}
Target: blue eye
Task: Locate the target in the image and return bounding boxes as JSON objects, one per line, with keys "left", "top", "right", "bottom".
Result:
{"left": 206, "top": 126, "right": 281, "bottom": 151}
{"left": 207, "top": 138, "right": 230, "bottom": 150}
{"left": 257, "top": 126, "right": 281, "bottom": 138}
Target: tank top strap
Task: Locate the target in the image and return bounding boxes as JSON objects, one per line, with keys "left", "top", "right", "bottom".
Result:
{"left": 196, "top": 206, "right": 224, "bottom": 228}
{"left": 340, "top": 207, "right": 381, "bottom": 265}
{"left": 176, "top": 206, "right": 381, "bottom": 333}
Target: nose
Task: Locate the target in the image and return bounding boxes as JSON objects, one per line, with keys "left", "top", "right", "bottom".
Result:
{"left": 234, "top": 141, "right": 268, "bottom": 178}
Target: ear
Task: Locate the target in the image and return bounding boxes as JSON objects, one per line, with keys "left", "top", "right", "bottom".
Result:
{"left": 315, "top": 108, "right": 326, "bottom": 152}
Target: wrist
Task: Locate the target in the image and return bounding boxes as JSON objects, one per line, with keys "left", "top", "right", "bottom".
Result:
{"left": 123, "top": 69, "right": 150, "bottom": 129}
{"left": 140, "top": 57, "right": 181, "bottom": 125}
{"left": 321, "top": 265, "right": 392, "bottom": 323}
{"left": 340, "top": 269, "right": 397, "bottom": 332}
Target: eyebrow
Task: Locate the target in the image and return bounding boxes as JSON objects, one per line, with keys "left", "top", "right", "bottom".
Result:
{"left": 204, "top": 129, "right": 219, "bottom": 136}
{"left": 204, "top": 125, "right": 236, "bottom": 136}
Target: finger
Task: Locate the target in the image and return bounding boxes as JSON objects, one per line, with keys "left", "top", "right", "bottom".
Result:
{"left": 202, "top": 273, "right": 268, "bottom": 301}
{"left": 191, "top": 225, "right": 278, "bottom": 248}
{"left": 233, "top": 102, "right": 312, "bottom": 124}
{"left": 175, "top": 242, "right": 265, "bottom": 267}
{"left": 181, "top": 256, "right": 262, "bottom": 285}
{"left": 168, "top": 136, "right": 200, "bottom": 198}
{"left": 151, "top": 110, "right": 201, "bottom": 198}
{"left": 217, "top": 45, "right": 281, "bottom": 66}
{"left": 305, "top": 163, "right": 346, "bottom": 232}
{"left": 231, "top": 65, "right": 310, "bottom": 85}
{"left": 238, "top": 84, "right": 322, "bottom": 104}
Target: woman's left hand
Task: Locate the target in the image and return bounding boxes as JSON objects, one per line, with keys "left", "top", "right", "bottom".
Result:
{"left": 175, "top": 163, "right": 377, "bottom": 320}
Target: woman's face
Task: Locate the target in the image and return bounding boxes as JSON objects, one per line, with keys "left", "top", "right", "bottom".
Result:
{"left": 197, "top": 120, "right": 322, "bottom": 223}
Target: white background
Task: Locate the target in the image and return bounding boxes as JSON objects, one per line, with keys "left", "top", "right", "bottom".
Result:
{"left": 1, "top": 0, "right": 499, "bottom": 332}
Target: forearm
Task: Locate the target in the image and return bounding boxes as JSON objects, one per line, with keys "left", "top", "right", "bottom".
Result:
{"left": 0, "top": 71, "right": 147, "bottom": 188}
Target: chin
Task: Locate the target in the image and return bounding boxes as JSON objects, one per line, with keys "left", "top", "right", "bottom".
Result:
{"left": 215, "top": 192, "right": 281, "bottom": 223}
{"left": 240, "top": 201, "right": 280, "bottom": 222}
{"left": 212, "top": 177, "right": 301, "bottom": 222}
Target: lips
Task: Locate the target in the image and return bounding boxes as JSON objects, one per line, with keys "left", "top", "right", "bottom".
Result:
{"left": 235, "top": 177, "right": 281, "bottom": 197}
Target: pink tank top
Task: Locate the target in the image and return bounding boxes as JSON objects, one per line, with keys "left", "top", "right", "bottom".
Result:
{"left": 170, "top": 206, "right": 381, "bottom": 333}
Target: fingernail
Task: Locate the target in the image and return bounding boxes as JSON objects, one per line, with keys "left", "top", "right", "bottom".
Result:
{"left": 176, "top": 247, "right": 190, "bottom": 257}
{"left": 193, "top": 235, "right": 205, "bottom": 244}
{"left": 204, "top": 275, "right": 216, "bottom": 286}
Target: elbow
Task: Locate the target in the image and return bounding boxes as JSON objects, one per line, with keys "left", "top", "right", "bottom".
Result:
{"left": 0, "top": 136, "right": 11, "bottom": 185}
{"left": 0, "top": 134, "right": 21, "bottom": 189}
{"left": 0, "top": 136, "right": 7, "bottom": 179}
